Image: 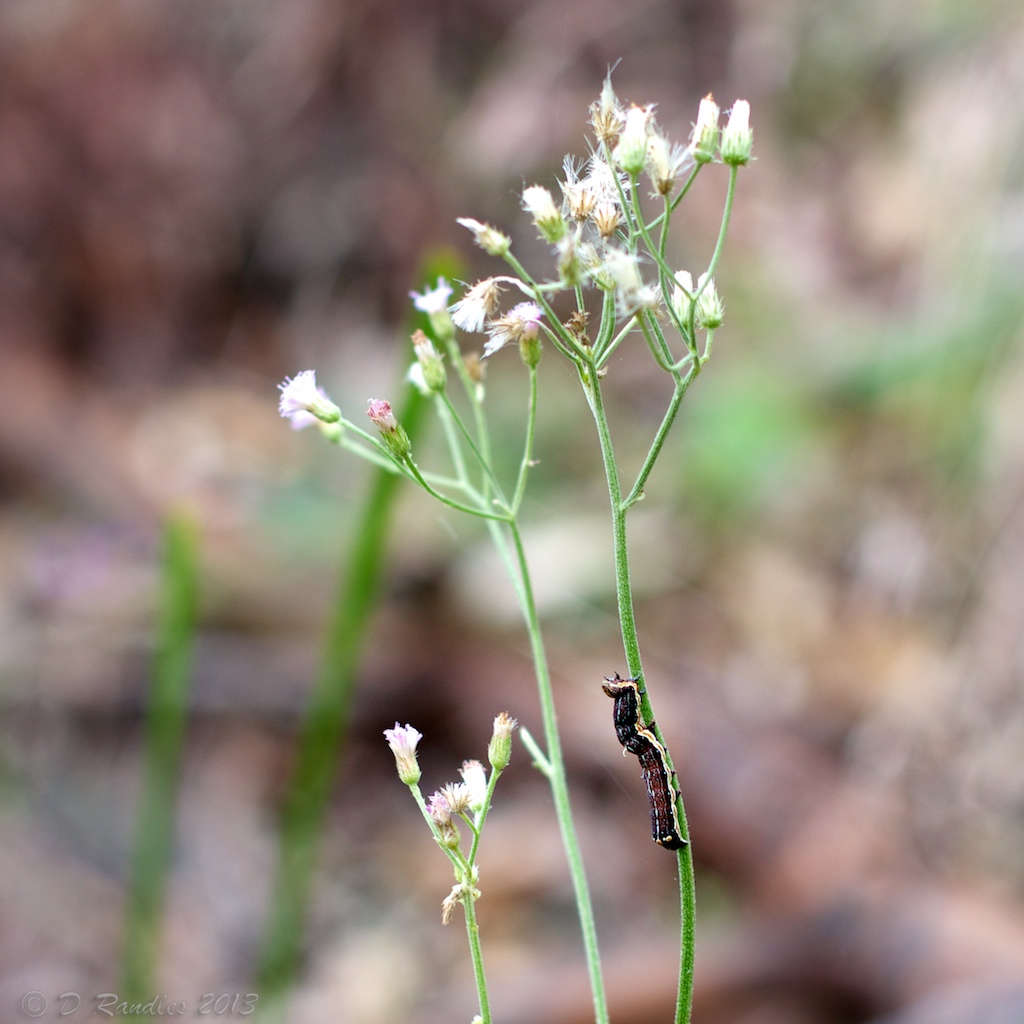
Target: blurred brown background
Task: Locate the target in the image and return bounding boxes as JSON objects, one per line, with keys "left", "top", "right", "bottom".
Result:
{"left": 3, "top": 1, "right": 1024, "bottom": 1022}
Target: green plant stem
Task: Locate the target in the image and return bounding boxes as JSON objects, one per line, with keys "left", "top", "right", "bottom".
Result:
{"left": 467, "top": 766, "right": 504, "bottom": 865}
{"left": 121, "top": 514, "right": 199, "bottom": 1005}
{"left": 506, "top": 519, "right": 608, "bottom": 1024}
{"left": 700, "top": 164, "right": 739, "bottom": 287}
{"left": 581, "top": 359, "right": 697, "bottom": 1024}
{"left": 404, "top": 459, "right": 510, "bottom": 519}
{"left": 510, "top": 366, "right": 539, "bottom": 514}
{"left": 463, "top": 893, "right": 492, "bottom": 1024}
{"left": 624, "top": 363, "right": 699, "bottom": 509}
{"left": 409, "top": 778, "right": 497, "bottom": 1023}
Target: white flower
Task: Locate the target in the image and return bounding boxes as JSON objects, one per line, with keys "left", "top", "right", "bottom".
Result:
{"left": 646, "top": 133, "right": 693, "bottom": 196}
{"left": 460, "top": 760, "right": 488, "bottom": 811}
{"left": 603, "top": 250, "right": 658, "bottom": 317}
{"left": 277, "top": 370, "right": 340, "bottom": 429}
{"left": 589, "top": 71, "right": 625, "bottom": 145}
{"left": 584, "top": 156, "right": 629, "bottom": 208}
{"left": 450, "top": 278, "right": 504, "bottom": 333}
{"left": 559, "top": 155, "right": 596, "bottom": 221}
{"left": 410, "top": 277, "right": 453, "bottom": 314}
{"left": 441, "top": 781, "right": 472, "bottom": 815}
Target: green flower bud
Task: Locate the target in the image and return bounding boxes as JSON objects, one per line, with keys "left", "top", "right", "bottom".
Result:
{"left": 487, "top": 712, "right": 517, "bottom": 770}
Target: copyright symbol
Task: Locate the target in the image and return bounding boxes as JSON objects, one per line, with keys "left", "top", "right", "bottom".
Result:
{"left": 20, "top": 991, "right": 47, "bottom": 1017}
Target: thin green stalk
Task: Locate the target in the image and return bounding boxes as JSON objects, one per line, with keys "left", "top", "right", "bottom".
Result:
{"left": 409, "top": 768, "right": 501, "bottom": 1024}
{"left": 438, "top": 392, "right": 508, "bottom": 504}
{"left": 467, "top": 767, "right": 504, "bottom": 865}
{"left": 624, "top": 363, "right": 699, "bottom": 509}
{"left": 506, "top": 520, "right": 608, "bottom": 1024}
{"left": 121, "top": 514, "right": 199, "bottom": 1005}
{"left": 463, "top": 894, "right": 492, "bottom": 1024}
{"left": 582, "top": 360, "right": 697, "bottom": 1024}
{"left": 404, "top": 459, "right": 510, "bottom": 520}
{"left": 510, "top": 365, "right": 539, "bottom": 514}
{"left": 699, "top": 165, "right": 740, "bottom": 286}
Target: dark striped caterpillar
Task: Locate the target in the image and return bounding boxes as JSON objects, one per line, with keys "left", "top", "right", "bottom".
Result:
{"left": 602, "top": 673, "right": 687, "bottom": 851}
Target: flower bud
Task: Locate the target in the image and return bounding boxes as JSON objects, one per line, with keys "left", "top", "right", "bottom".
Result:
{"left": 689, "top": 94, "right": 720, "bottom": 165}
{"left": 670, "top": 270, "right": 694, "bottom": 326}
{"left": 384, "top": 722, "right": 423, "bottom": 785}
{"left": 428, "top": 791, "right": 461, "bottom": 848}
{"left": 522, "top": 185, "right": 567, "bottom": 243}
{"left": 457, "top": 217, "right": 511, "bottom": 257}
{"left": 721, "top": 100, "right": 753, "bottom": 166}
{"left": 556, "top": 234, "right": 584, "bottom": 287}
{"left": 613, "top": 105, "right": 652, "bottom": 176}
{"left": 460, "top": 759, "right": 488, "bottom": 811}
{"left": 487, "top": 712, "right": 517, "bottom": 770}
{"left": 695, "top": 275, "right": 724, "bottom": 329}
{"left": 411, "top": 329, "right": 446, "bottom": 392}
{"left": 366, "top": 399, "right": 412, "bottom": 460}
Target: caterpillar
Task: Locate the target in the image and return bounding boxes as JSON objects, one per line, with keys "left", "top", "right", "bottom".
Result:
{"left": 601, "top": 672, "right": 648, "bottom": 753}
{"left": 637, "top": 740, "right": 687, "bottom": 850}
{"left": 602, "top": 673, "right": 687, "bottom": 850}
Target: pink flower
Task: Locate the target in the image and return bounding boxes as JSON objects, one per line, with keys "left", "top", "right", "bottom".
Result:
{"left": 427, "top": 790, "right": 452, "bottom": 826}
{"left": 367, "top": 399, "right": 411, "bottom": 459}
{"left": 483, "top": 302, "right": 543, "bottom": 357}
{"left": 384, "top": 722, "right": 423, "bottom": 784}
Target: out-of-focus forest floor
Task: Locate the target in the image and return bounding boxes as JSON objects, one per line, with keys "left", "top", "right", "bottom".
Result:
{"left": 2, "top": 2, "right": 1024, "bottom": 1023}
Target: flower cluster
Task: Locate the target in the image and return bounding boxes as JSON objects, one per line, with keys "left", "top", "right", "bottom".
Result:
{"left": 277, "top": 79, "right": 751, "bottom": 437}
{"left": 384, "top": 714, "right": 517, "bottom": 923}
{"left": 442, "top": 76, "right": 751, "bottom": 363}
